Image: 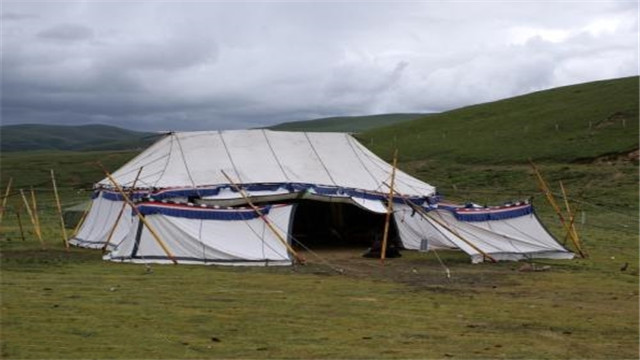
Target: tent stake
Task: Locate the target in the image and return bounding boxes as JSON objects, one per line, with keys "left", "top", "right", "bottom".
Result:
{"left": 98, "top": 163, "right": 178, "bottom": 265}
{"left": 529, "top": 160, "right": 585, "bottom": 258}
{"left": 0, "top": 177, "right": 13, "bottom": 229}
{"left": 101, "top": 167, "right": 143, "bottom": 254}
{"left": 16, "top": 204, "right": 26, "bottom": 242}
{"left": 222, "top": 170, "right": 305, "bottom": 265}
{"left": 51, "top": 170, "right": 69, "bottom": 250}
{"left": 380, "top": 149, "right": 398, "bottom": 264}
{"left": 30, "top": 187, "right": 42, "bottom": 241}
{"left": 19, "top": 189, "right": 44, "bottom": 248}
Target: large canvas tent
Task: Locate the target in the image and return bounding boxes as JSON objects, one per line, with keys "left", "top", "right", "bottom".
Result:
{"left": 70, "top": 130, "right": 573, "bottom": 265}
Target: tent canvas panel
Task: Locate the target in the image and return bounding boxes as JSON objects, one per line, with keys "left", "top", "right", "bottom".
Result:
{"left": 105, "top": 203, "right": 293, "bottom": 266}
{"left": 69, "top": 192, "right": 133, "bottom": 250}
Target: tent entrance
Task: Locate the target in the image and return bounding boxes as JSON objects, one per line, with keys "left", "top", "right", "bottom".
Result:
{"left": 289, "top": 200, "right": 399, "bottom": 251}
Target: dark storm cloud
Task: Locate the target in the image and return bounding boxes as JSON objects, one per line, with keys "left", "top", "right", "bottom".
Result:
{"left": 1, "top": 1, "right": 638, "bottom": 131}
{"left": 37, "top": 23, "right": 94, "bottom": 42}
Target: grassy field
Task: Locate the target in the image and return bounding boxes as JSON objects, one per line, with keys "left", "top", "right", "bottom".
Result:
{"left": 360, "top": 76, "right": 639, "bottom": 164}
{"left": 1, "top": 77, "right": 638, "bottom": 359}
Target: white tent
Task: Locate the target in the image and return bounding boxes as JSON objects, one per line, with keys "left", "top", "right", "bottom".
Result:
{"left": 70, "top": 130, "right": 573, "bottom": 265}
{"left": 395, "top": 202, "right": 574, "bottom": 263}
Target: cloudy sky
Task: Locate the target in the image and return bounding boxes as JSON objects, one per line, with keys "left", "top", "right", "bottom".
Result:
{"left": 2, "top": 1, "right": 638, "bottom": 131}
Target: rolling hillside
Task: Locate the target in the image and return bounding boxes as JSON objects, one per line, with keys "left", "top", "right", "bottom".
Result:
{"left": 359, "top": 76, "right": 639, "bottom": 164}
{"left": 268, "top": 113, "right": 430, "bottom": 132}
{"left": 0, "top": 124, "right": 155, "bottom": 152}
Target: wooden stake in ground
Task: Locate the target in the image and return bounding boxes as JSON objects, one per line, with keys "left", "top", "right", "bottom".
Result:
{"left": 19, "top": 189, "right": 44, "bottom": 248}
{"left": 15, "top": 204, "right": 26, "bottom": 242}
{"left": 222, "top": 170, "right": 305, "bottom": 265}
{"left": 380, "top": 149, "right": 398, "bottom": 264}
{"left": 101, "top": 166, "right": 143, "bottom": 253}
{"left": 0, "top": 177, "right": 13, "bottom": 229}
{"left": 51, "top": 170, "right": 69, "bottom": 249}
{"left": 98, "top": 163, "right": 177, "bottom": 265}
{"left": 528, "top": 160, "right": 585, "bottom": 258}
{"left": 559, "top": 180, "right": 585, "bottom": 256}
{"left": 30, "top": 187, "right": 42, "bottom": 240}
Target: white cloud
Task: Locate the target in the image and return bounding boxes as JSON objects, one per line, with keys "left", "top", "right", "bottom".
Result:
{"left": 1, "top": 1, "right": 638, "bottom": 131}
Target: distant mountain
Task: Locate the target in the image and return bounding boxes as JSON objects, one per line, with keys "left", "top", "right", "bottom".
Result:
{"left": 0, "top": 124, "right": 156, "bottom": 152}
{"left": 268, "top": 113, "right": 432, "bottom": 133}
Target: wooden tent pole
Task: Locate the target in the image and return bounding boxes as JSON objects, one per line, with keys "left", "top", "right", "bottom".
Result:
{"left": 30, "top": 187, "right": 42, "bottom": 241}
{"left": 98, "top": 163, "right": 177, "bottom": 265}
{"left": 380, "top": 149, "right": 398, "bottom": 264}
{"left": 383, "top": 183, "right": 497, "bottom": 263}
{"left": 0, "top": 177, "right": 13, "bottom": 228}
{"left": 71, "top": 199, "right": 93, "bottom": 239}
{"left": 19, "top": 189, "right": 44, "bottom": 248}
{"left": 559, "top": 181, "right": 585, "bottom": 257}
{"left": 221, "top": 170, "right": 305, "bottom": 264}
{"left": 101, "top": 167, "right": 144, "bottom": 253}
{"left": 50, "top": 170, "right": 69, "bottom": 249}
{"left": 15, "top": 204, "right": 26, "bottom": 242}
{"left": 529, "top": 160, "right": 585, "bottom": 258}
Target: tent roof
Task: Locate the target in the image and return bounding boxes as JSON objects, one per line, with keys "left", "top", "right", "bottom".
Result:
{"left": 98, "top": 130, "right": 435, "bottom": 197}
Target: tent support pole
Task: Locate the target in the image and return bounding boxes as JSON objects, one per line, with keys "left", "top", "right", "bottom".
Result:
{"left": 101, "top": 167, "right": 143, "bottom": 254}
{"left": 30, "top": 187, "right": 42, "bottom": 243}
{"left": 98, "top": 163, "right": 178, "bottom": 265}
{"left": 222, "top": 170, "right": 305, "bottom": 265}
{"left": 15, "top": 204, "right": 26, "bottom": 242}
{"left": 0, "top": 177, "right": 13, "bottom": 229}
{"left": 559, "top": 181, "right": 585, "bottom": 256}
{"left": 380, "top": 149, "right": 398, "bottom": 264}
{"left": 529, "top": 160, "right": 586, "bottom": 258}
{"left": 51, "top": 170, "right": 69, "bottom": 250}
{"left": 383, "top": 183, "right": 497, "bottom": 263}
{"left": 20, "top": 189, "right": 44, "bottom": 248}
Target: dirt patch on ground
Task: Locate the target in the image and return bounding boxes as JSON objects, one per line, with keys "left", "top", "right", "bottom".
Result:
{"left": 292, "top": 248, "right": 520, "bottom": 292}
{"left": 574, "top": 148, "right": 640, "bottom": 165}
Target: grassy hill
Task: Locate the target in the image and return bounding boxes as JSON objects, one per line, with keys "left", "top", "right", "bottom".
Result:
{"left": 0, "top": 77, "right": 638, "bottom": 359}
{"left": 360, "top": 76, "right": 639, "bottom": 164}
{"left": 268, "top": 113, "right": 430, "bottom": 132}
{"left": 0, "top": 124, "right": 155, "bottom": 152}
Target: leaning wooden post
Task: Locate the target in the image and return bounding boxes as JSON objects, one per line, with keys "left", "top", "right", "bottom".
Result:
{"left": 51, "top": 170, "right": 69, "bottom": 249}
{"left": 15, "top": 204, "right": 26, "bottom": 242}
{"left": 98, "top": 163, "right": 177, "bottom": 265}
{"left": 222, "top": 170, "right": 305, "bottom": 265}
{"left": 0, "top": 177, "right": 13, "bottom": 228}
{"left": 30, "top": 187, "right": 42, "bottom": 241}
{"left": 19, "top": 189, "right": 44, "bottom": 248}
{"left": 529, "top": 160, "right": 585, "bottom": 258}
{"left": 101, "top": 166, "right": 143, "bottom": 253}
{"left": 380, "top": 149, "right": 398, "bottom": 264}
{"left": 559, "top": 181, "right": 585, "bottom": 257}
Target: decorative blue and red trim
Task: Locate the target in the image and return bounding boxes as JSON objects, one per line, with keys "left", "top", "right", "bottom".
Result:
{"left": 437, "top": 202, "right": 533, "bottom": 222}
{"left": 135, "top": 201, "right": 280, "bottom": 221}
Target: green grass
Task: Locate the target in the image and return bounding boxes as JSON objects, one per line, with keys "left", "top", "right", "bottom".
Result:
{"left": 268, "top": 113, "right": 430, "bottom": 133}
{"left": 1, "top": 76, "right": 638, "bottom": 358}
